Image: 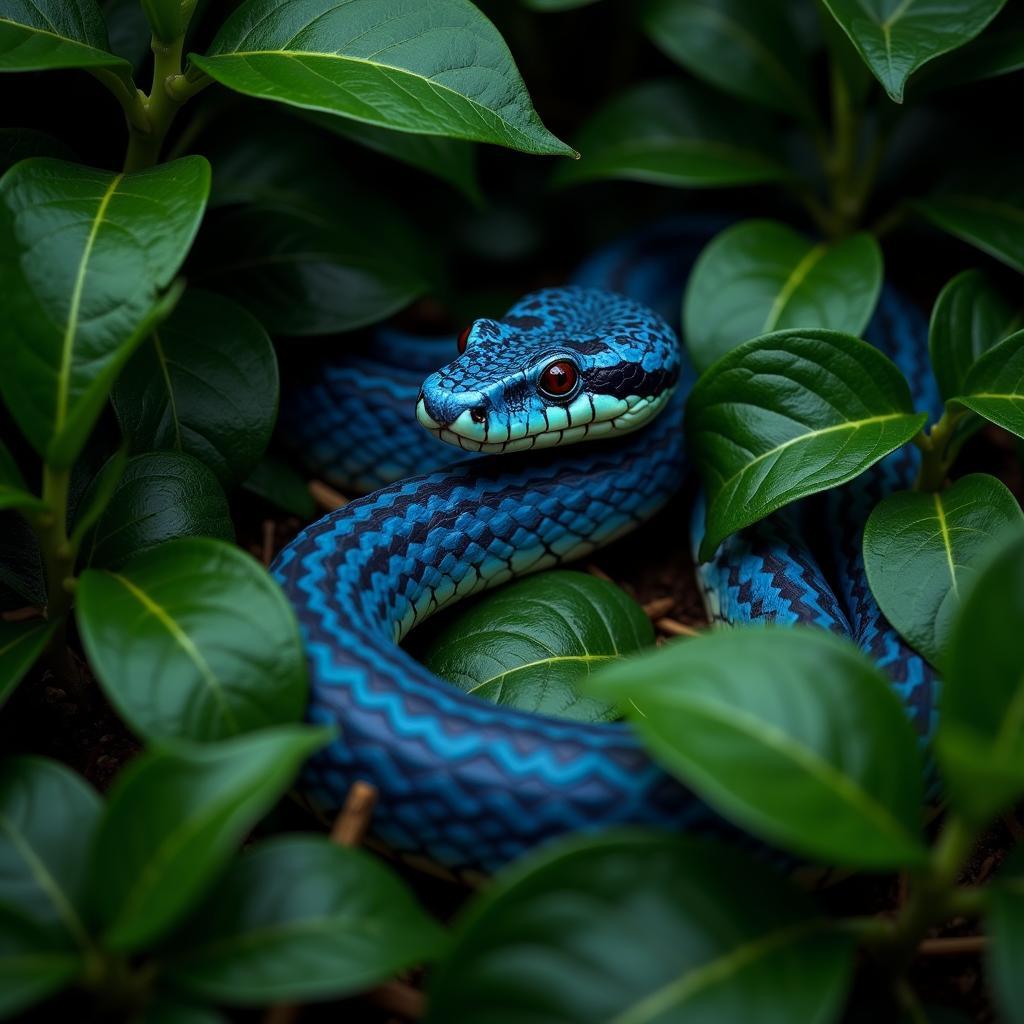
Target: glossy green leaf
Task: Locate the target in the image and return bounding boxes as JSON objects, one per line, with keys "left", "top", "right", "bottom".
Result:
{"left": 819, "top": 0, "right": 1007, "bottom": 101}
{"left": 79, "top": 452, "right": 234, "bottom": 570}
{"left": 70, "top": 449, "right": 129, "bottom": 554}
{"left": 102, "top": 0, "right": 151, "bottom": 70}
{"left": 241, "top": 455, "right": 315, "bottom": 520}
{"left": 916, "top": 4, "right": 1024, "bottom": 90}
{"left": 0, "top": 619, "right": 56, "bottom": 708}
{"left": 952, "top": 329, "right": 1024, "bottom": 438}
{"left": 643, "top": 0, "right": 817, "bottom": 123}
{"left": 76, "top": 537, "right": 306, "bottom": 743}
{"left": 421, "top": 571, "right": 652, "bottom": 723}
{"left": 687, "top": 329, "right": 926, "bottom": 561}
{"left": 0, "top": 440, "right": 45, "bottom": 515}
{"left": 683, "top": 221, "right": 883, "bottom": 373}
{"left": 0, "top": 157, "right": 210, "bottom": 468}
{"left": 0, "top": 128, "right": 73, "bottom": 174}
{"left": 864, "top": 474, "right": 1023, "bottom": 669}
{"left": 0, "top": 905, "right": 81, "bottom": 1018}
{"left": 929, "top": 269, "right": 1023, "bottom": 402}
{"left": 427, "top": 832, "right": 855, "bottom": 1023}
{"left": 0, "top": 757, "right": 100, "bottom": 945}
{"left": 937, "top": 530, "right": 1024, "bottom": 823}
{"left": 556, "top": 79, "right": 789, "bottom": 190}
{"left": 140, "top": 0, "right": 182, "bottom": 41}
{"left": 0, "top": 0, "right": 131, "bottom": 74}
{"left": 989, "top": 849, "right": 1024, "bottom": 1024}
{"left": 87, "top": 725, "right": 331, "bottom": 952}
{"left": 113, "top": 290, "right": 279, "bottom": 486}
{"left": 190, "top": 0, "right": 573, "bottom": 157}
{"left": 163, "top": 835, "right": 443, "bottom": 1003}
{"left": 590, "top": 628, "right": 927, "bottom": 867}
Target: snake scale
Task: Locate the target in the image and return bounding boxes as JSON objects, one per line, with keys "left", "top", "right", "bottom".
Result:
{"left": 272, "top": 219, "right": 941, "bottom": 879}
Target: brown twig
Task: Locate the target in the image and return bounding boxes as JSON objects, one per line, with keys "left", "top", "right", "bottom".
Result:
{"left": 262, "top": 1005, "right": 300, "bottom": 1024}
{"left": 642, "top": 596, "right": 675, "bottom": 620}
{"left": 309, "top": 479, "right": 349, "bottom": 511}
{"left": 1, "top": 606, "right": 43, "bottom": 622}
{"left": 656, "top": 617, "right": 700, "bottom": 638}
{"left": 918, "top": 935, "right": 986, "bottom": 956}
{"left": 367, "top": 980, "right": 426, "bottom": 1020}
{"left": 260, "top": 519, "right": 276, "bottom": 567}
{"left": 330, "top": 780, "right": 378, "bottom": 848}
{"left": 585, "top": 562, "right": 612, "bottom": 582}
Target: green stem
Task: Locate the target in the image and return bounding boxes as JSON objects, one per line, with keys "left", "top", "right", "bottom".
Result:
{"left": 88, "top": 69, "right": 151, "bottom": 133}
{"left": 123, "top": 35, "right": 187, "bottom": 172}
{"left": 913, "top": 408, "right": 968, "bottom": 491}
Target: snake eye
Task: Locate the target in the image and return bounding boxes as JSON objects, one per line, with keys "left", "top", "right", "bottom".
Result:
{"left": 539, "top": 359, "right": 578, "bottom": 398}
{"left": 457, "top": 325, "right": 471, "bottom": 354}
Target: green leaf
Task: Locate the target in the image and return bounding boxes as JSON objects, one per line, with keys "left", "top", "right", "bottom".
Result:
{"left": 79, "top": 452, "right": 234, "bottom": 570}
{"left": 140, "top": 0, "right": 182, "bottom": 42}
{"left": 683, "top": 220, "right": 883, "bottom": 373}
{"left": 0, "top": 512, "right": 45, "bottom": 609}
{"left": 952, "top": 329, "right": 1024, "bottom": 438}
{"left": 819, "top": 0, "right": 1007, "bottom": 102}
{"left": 241, "top": 455, "right": 315, "bottom": 520}
{"left": 863, "top": 474, "right": 1023, "bottom": 669}
{"left": 68, "top": 447, "right": 128, "bottom": 550}
{"left": 523, "top": 0, "right": 603, "bottom": 9}
{"left": 189, "top": 0, "right": 573, "bottom": 157}
{"left": 0, "top": 756, "right": 100, "bottom": 946}
{"left": 87, "top": 724, "right": 331, "bottom": 952}
{"left": 643, "top": 0, "right": 817, "bottom": 124}
{"left": 0, "top": 905, "right": 81, "bottom": 1019}
{"left": 687, "top": 329, "right": 926, "bottom": 561}
{"left": 929, "top": 269, "right": 1024, "bottom": 402}
{"left": 102, "top": 0, "right": 152, "bottom": 70}
{"left": 302, "top": 111, "right": 482, "bottom": 205}
{"left": 196, "top": 203, "right": 429, "bottom": 336}
{"left": 76, "top": 537, "right": 306, "bottom": 743}
{"left": 426, "top": 832, "right": 855, "bottom": 1023}
{"left": 112, "top": 290, "right": 279, "bottom": 486}
{"left": 0, "top": 157, "right": 210, "bottom": 468}
{"left": 0, "top": 619, "right": 56, "bottom": 708}
{"left": 589, "top": 628, "right": 928, "bottom": 868}
{"left": 936, "top": 529, "right": 1024, "bottom": 823}
{"left": 555, "top": 79, "right": 789, "bottom": 190}
{"left": 989, "top": 849, "right": 1024, "bottom": 1024}
{"left": 0, "top": 439, "right": 45, "bottom": 515}
{"left": 163, "top": 835, "right": 443, "bottom": 1004}
{"left": 420, "top": 570, "right": 653, "bottom": 723}
{"left": 0, "top": 0, "right": 131, "bottom": 74}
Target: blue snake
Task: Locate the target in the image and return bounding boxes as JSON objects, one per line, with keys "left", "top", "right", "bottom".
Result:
{"left": 272, "top": 219, "right": 941, "bottom": 879}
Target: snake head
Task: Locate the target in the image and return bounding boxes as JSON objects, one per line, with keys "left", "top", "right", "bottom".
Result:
{"left": 416, "top": 286, "right": 679, "bottom": 454}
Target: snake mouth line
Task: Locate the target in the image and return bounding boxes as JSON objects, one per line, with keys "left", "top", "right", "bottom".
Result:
{"left": 418, "top": 390, "right": 674, "bottom": 454}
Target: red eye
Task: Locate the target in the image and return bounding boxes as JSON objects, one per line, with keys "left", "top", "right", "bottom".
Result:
{"left": 539, "top": 359, "right": 578, "bottom": 397}
{"left": 457, "top": 325, "right": 471, "bottom": 354}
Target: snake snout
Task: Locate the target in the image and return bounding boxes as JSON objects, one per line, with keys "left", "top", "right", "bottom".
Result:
{"left": 417, "top": 388, "right": 488, "bottom": 433}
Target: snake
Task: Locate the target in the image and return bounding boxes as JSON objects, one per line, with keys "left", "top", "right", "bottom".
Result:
{"left": 272, "top": 218, "right": 941, "bottom": 880}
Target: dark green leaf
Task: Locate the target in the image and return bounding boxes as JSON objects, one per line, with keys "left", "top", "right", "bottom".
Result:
{"left": 819, "top": 0, "right": 1007, "bottom": 102}
{"left": 0, "top": 756, "right": 100, "bottom": 945}
{"left": 556, "top": 79, "right": 789, "bottom": 190}
{"left": 589, "top": 628, "right": 928, "bottom": 867}
{"left": 421, "top": 570, "right": 652, "bottom": 723}
{"left": 76, "top": 537, "right": 306, "bottom": 743}
{"left": 864, "top": 475, "right": 1023, "bottom": 669}
{"left": 427, "top": 832, "right": 855, "bottom": 1024}
{"left": 79, "top": 452, "right": 234, "bottom": 570}
{"left": 241, "top": 455, "right": 315, "bottom": 520}
{"left": 523, "top": 0, "right": 603, "bottom": 9}
{"left": 140, "top": 997, "right": 228, "bottom": 1024}
{"left": 929, "top": 269, "right": 1023, "bottom": 401}
{"left": 87, "top": 725, "right": 331, "bottom": 952}
{"left": 683, "top": 221, "right": 883, "bottom": 372}
{"left": 0, "top": 157, "right": 210, "bottom": 468}
{"left": 164, "top": 835, "right": 443, "bottom": 1003}
{"left": 140, "top": 0, "right": 182, "bottom": 41}
{"left": 937, "top": 529, "right": 1024, "bottom": 823}
{"left": 0, "top": 619, "right": 56, "bottom": 708}
{"left": 989, "top": 849, "right": 1024, "bottom": 1024}
{"left": 0, "top": 905, "right": 81, "bottom": 1018}
{"left": 0, "top": 0, "right": 131, "bottom": 74}
{"left": 102, "top": 0, "right": 152, "bottom": 70}
{"left": 0, "top": 128, "right": 74, "bottom": 174}
{"left": 69, "top": 447, "right": 127, "bottom": 549}
{"left": 643, "top": 0, "right": 817, "bottom": 124}
{"left": 0, "top": 512, "right": 45, "bottom": 609}
{"left": 952, "top": 329, "right": 1024, "bottom": 438}
{"left": 687, "top": 329, "right": 926, "bottom": 561}
{"left": 112, "top": 290, "right": 279, "bottom": 486}
{"left": 0, "top": 439, "right": 45, "bottom": 515}
{"left": 190, "top": 0, "right": 573, "bottom": 156}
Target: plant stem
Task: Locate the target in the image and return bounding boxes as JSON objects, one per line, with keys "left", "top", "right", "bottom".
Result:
{"left": 913, "top": 408, "right": 968, "bottom": 491}
{"left": 123, "top": 35, "right": 187, "bottom": 172}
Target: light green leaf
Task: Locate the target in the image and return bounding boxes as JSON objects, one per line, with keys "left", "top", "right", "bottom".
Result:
{"left": 683, "top": 220, "right": 883, "bottom": 373}
{"left": 589, "top": 628, "right": 928, "bottom": 868}
{"left": 687, "top": 329, "right": 925, "bottom": 561}
{"left": 864, "top": 474, "right": 1023, "bottom": 669}
{"left": 87, "top": 725, "right": 331, "bottom": 952}
{"left": 819, "top": 0, "right": 1008, "bottom": 102}
{"left": 190, "top": 0, "right": 573, "bottom": 156}
{"left": 426, "top": 832, "right": 855, "bottom": 1023}
{"left": 556, "top": 79, "right": 789, "bottom": 190}
{"left": 420, "top": 571, "right": 653, "bottom": 723}
{"left": 0, "top": 157, "right": 210, "bottom": 468}
{"left": 0, "top": 619, "right": 56, "bottom": 708}
{"left": 0, "top": 440, "right": 45, "bottom": 515}
{"left": 0, "top": 905, "right": 81, "bottom": 1018}
{"left": 952, "top": 328, "right": 1024, "bottom": 438}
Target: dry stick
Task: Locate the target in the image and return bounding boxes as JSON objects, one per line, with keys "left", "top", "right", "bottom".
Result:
{"left": 260, "top": 519, "right": 276, "bottom": 567}
{"left": 585, "top": 562, "right": 613, "bottom": 582}
{"left": 1, "top": 606, "right": 42, "bottom": 623}
{"left": 368, "top": 981, "right": 427, "bottom": 1020}
{"left": 918, "top": 935, "right": 986, "bottom": 956}
{"left": 309, "top": 479, "right": 349, "bottom": 511}
{"left": 656, "top": 617, "right": 700, "bottom": 638}
{"left": 642, "top": 596, "right": 675, "bottom": 620}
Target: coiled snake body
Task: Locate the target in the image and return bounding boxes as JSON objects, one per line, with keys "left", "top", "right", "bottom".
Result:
{"left": 273, "top": 220, "right": 940, "bottom": 879}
